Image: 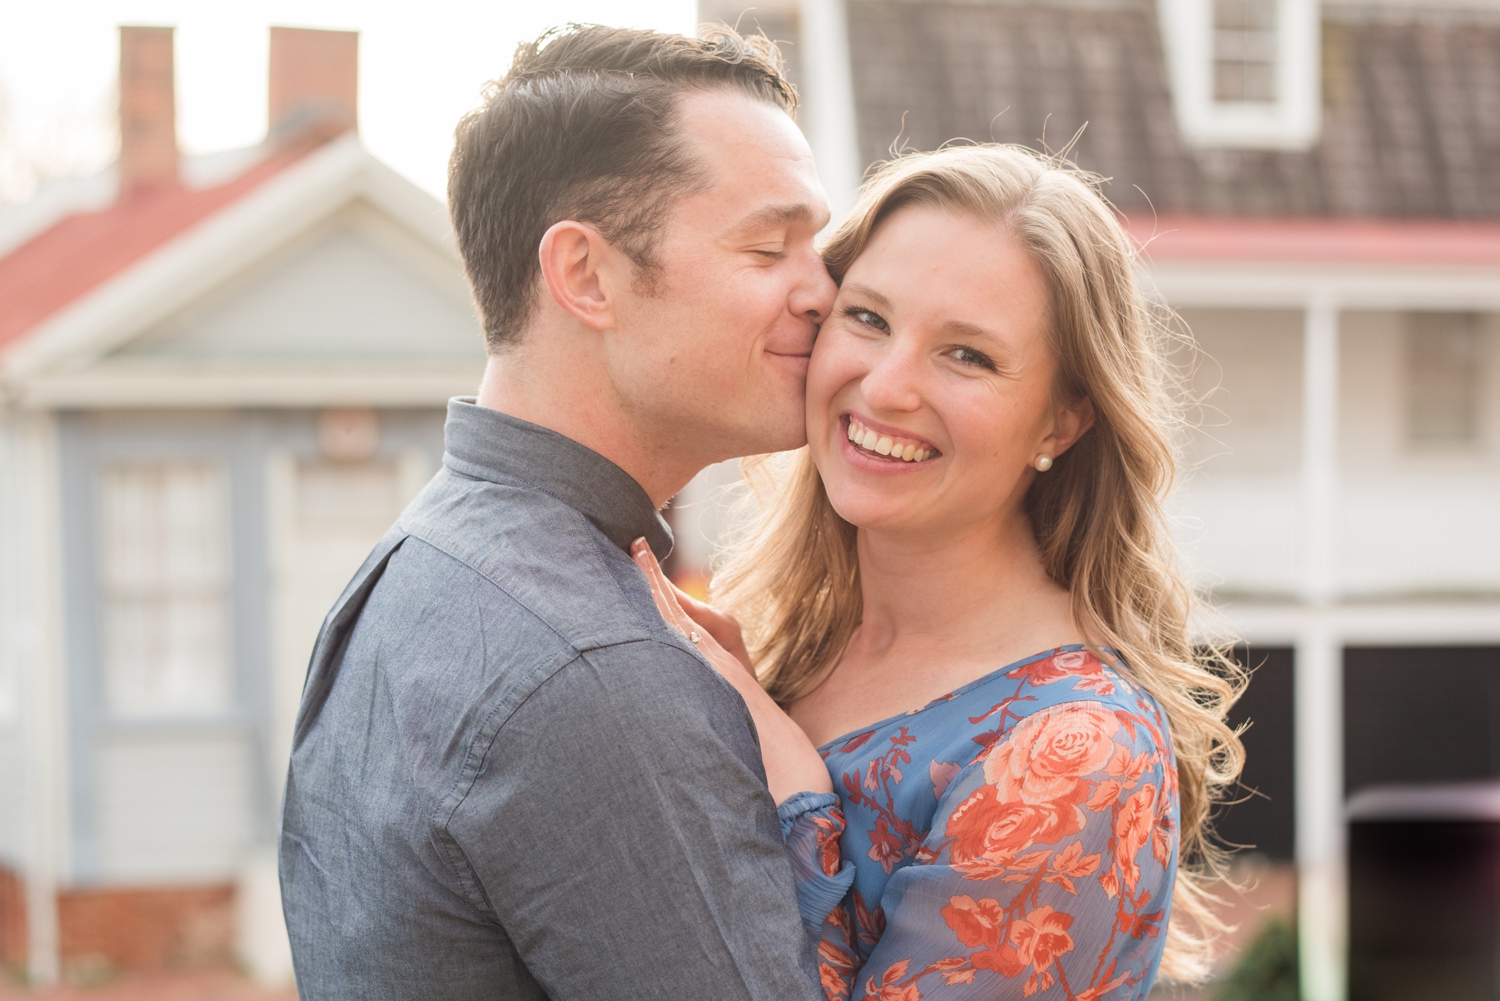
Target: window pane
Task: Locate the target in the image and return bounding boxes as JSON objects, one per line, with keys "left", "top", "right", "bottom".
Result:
{"left": 1214, "top": 0, "right": 1279, "bottom": 103}
{"left": 1407, "top": 313, "right": 1481, "bottom": 446}
{"left": 100, "top": 464, "right": 232, "bottom": 717}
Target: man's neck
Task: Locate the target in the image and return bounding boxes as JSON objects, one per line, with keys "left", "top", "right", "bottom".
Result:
{"left": 475, "top": 350, "right": 701, "bottom": 509}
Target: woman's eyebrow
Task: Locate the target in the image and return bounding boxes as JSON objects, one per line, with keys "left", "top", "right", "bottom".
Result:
{"left": 839, "top": 282, "right": 893, "bottom": 311}
{"left": 943, "top": 318, "right": 1003, "bottom": 343}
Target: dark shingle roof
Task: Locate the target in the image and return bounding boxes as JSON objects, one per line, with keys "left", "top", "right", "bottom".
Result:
{"left": 847, "top": 0, "right": 1500, "bottom": 218}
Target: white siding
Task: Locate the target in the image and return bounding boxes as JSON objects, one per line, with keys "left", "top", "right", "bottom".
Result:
{"left": 1174, "top": 307, "right": 1500, "bottom": 597}
{"left": 1174, "top": 308, "right": 1304, "bottom": 593}
{"left": 95, "top": 733, "right": 252, "bottom": 883}
{"left": 1337, "top": 310, "right": 1500, "bottom": 594}
{"left": 1179, "top": 307, "right": 1304, "bottom": 477}
{"left": 117, "top": 203, "right": 483, "bottom": 364}
{"left": 1172, "top": 477, "right": 1302, "bottom": 595}
{"left": 1339, "top": 480, "right": 1500, "bottom": 594}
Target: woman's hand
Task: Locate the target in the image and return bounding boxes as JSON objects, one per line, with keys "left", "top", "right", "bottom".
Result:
{"left": 651, "top": 568, "right": 754, "bottom": 678}
{"left": 632, "top": 539, "right": 832, "bottom": 802}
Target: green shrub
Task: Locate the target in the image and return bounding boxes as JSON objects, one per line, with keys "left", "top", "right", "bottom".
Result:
{"left": 1214, "top": 916, "right": 1299, "bottom": 1001}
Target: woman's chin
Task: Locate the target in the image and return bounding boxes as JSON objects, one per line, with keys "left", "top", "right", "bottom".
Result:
{"left": 825, "top": 490, "right": 927, "bottom": 536}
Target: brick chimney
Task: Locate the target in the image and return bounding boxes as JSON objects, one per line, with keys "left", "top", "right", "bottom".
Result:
{"left": 268, "top": 27, "right": 358, "bottom": 141}
{"left": 118, "top": 26, "right": 178, "bottom": 195}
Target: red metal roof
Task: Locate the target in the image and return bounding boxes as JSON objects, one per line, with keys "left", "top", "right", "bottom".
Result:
{"left": 1124, "top": 215, "right": 1500, "bottom": 267}
{"left": 0, "top": 140, "right": 318, "bottom": 352}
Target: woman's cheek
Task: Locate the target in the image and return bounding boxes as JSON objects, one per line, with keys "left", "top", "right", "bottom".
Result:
{"left": 806, "top": 331, "right": 859, "bottom": 413}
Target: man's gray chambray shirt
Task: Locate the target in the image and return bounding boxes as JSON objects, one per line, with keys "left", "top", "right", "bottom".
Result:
{"left": 279, "top": 399, "right": 823, "bottom": 1001}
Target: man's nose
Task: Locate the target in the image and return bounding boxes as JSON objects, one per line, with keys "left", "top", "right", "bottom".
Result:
{"left": 791, "top": 255, "right": 838, "bottom": 323}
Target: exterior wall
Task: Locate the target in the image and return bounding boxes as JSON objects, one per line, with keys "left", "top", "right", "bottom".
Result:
{"left": 1175, "top": 307, "right": 1305, "bottom": 596}
{"left": 1172, "top": 305, "right": 1500, "bottom": 600}
{"left": 0, "top": 866, "right": 23, "bottom": 969}
{"left": 1338, "top": 310, "right": 1500, "bottom": 596}
{"left": 57, "top": 883, "right": 233, "bottom": 970}
{"left": 118, "top": 201, "right": 482, "bottom": 366}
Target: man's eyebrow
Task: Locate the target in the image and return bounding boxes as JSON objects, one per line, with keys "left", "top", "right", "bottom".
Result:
{"left": 732, "top": 203, "right": 823, "bottom": 233}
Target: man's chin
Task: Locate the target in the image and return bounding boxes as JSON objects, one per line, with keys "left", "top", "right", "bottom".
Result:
{"left": 722, "top": 408, "right": 807, "bottom": 459}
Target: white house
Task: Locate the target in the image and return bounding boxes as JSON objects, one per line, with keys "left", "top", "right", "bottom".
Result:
{"left": 0, "top": 25, "right": 485, "bottom": 985}
{"left": 690, "top": 2, "right": 1500, "bottom": 999}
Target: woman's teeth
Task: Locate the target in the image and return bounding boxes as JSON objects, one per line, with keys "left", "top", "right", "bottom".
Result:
{"left": 846, "top": 417, "right": 932, "bottom": 462}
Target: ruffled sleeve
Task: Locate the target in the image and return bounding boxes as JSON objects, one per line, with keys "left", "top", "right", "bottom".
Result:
{"left": 780, "top": 791, "right": 859, "bottom": 939}
{"left": 816, "top": 700, "right": 1179, "bottom": 1000}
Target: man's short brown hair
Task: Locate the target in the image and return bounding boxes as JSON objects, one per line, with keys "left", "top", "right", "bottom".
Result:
{"left": 448, "top": 24, "right": 797, "bottom": 352}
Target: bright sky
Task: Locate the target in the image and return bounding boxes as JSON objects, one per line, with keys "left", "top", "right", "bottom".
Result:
{"left": 0, "top": 0, "right": 698, "bottom": 202}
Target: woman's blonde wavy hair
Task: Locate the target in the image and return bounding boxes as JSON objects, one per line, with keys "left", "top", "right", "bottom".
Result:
{"left": 711, "top": 144, "right": 1245, "bottom": 983}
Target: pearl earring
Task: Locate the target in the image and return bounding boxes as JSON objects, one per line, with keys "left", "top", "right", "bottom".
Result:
{"left": 1035, "top": 455, "right": 1053, "bottom": 472}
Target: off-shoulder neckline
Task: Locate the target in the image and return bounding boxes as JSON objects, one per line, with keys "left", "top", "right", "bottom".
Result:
{"left": 814, "top": 643, "right": 1120, "bottom": 754}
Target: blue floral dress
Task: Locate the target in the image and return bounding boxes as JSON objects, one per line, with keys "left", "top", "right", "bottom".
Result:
{"left": 779, "top": 646, "right": 1179, "bottom": 1001}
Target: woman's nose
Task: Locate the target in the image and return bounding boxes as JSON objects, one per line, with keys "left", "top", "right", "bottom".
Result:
{"left": 860, "top": 346, "right": 923, "bottom": 413}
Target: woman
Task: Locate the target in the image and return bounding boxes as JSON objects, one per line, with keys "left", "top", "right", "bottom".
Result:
{"left": 633, "top": 144, "right": 1243, "bottom": 1000}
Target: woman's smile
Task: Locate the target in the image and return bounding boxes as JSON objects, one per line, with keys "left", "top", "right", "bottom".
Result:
{"left": 841, "top": 413, "right": 940, "bottom": 465}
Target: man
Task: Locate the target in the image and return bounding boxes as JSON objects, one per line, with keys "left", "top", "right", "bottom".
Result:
{"left": 279, "top": 24, "right": 840, "bottom": 1000}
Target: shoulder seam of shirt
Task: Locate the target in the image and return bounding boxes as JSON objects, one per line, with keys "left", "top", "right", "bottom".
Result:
{"left": 399, "top": 516, "right": 662, "bottom": 655}
{"left": 428, "top": 637, "right": 715, "bottom": 916}
{"left": 444, "top": 451, "right": 654, "bottom": 553}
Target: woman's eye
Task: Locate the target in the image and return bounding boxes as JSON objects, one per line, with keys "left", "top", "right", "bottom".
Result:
{"left": 950, "top": 346, "right": 996, "bottom": 371}
{"left": 844, "top": 307, "right": 890, "bottom": 333}
{"left": 753, "top": 249, "right": 786, "bottom": 260}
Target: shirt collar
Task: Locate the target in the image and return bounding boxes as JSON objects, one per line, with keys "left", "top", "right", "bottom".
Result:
{"left": 441, "top": 398, "right": 673, "bottom": 561}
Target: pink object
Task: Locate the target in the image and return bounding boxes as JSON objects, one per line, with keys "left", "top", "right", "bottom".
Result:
{"left": 1122, "top": 214, "right": 1500, "bottom": 267}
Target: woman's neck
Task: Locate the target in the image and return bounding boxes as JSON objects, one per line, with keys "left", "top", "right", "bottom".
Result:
{"left": 851, "top": 511, "right": 1074, "bottom": 663}
{"left": 790, "top": 510, "right": 1082, "bottom": 747}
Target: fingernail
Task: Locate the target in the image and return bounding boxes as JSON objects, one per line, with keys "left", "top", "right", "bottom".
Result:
{"left": 630, "top": 538, "right": 649, "bottom": 557}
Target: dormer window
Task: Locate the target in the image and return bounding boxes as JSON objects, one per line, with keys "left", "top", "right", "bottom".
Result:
{"left": 1214, "top": 0, "right": 1278, "bottom": 103}
{"left": 1159, "top": 0, "right": 1320, "bottom": 148}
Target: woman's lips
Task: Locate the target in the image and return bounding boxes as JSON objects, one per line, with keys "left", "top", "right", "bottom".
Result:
{"left": 842, "top": 414, "right": 940, "bottom": 465}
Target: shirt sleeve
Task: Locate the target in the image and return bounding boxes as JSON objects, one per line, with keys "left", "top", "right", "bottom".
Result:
{"left": 444, "top": 640, "right": 826, "bottom": 1001}
{"left": 779, "top": 791, "right": 859, "bottom": 939}
{"left": 816, "top": 701, "right": 1180, "bottom": 1001}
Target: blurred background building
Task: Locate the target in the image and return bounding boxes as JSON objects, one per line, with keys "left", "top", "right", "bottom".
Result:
{"left": 0, "top": 0, "right": 1497, "bottom": 997}
{"left": 0, "top": 24, "right": 483, "bottom": 989}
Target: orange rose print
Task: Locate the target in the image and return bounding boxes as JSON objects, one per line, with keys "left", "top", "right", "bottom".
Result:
{"left": 1011, "top": 904, "right": 1075, "bottom": 972}
{"left": 1007, "top": 649, "right": 1117, "bottom": 696}
{"left": 944, "top": 785, "right": 1069, "bottom": 865}
{"left": 941, "top": 895, "right": 1004, "bottom": 949}
{"left": 983, "top": 701, "right": 1120, "bottom": 803}
{"left": 1115, "top": 784, "right": 1158, "bottom": 892}
{"left": 942, "top": 895, "right": 1024, "bottom": 977}
{"left": 801, "top": 649, "right": 1177, "bottom": 1001}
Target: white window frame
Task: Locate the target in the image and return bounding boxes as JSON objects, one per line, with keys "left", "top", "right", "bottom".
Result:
{"left": 98, "top": 460, "right": 234, "bottom": 720}
{"left": 1159, "top": 0, "right": 1321, "bottom": 149}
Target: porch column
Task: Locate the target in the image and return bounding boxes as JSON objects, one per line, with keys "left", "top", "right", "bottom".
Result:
{"left": 797, "top": 0, "right": 862, "bottom": 220}
{"left": 1297, "top": 294, "right": 1345, "bottom": 1001}
{"left": 1, "top": 410, "right": 63, "bottom": 986}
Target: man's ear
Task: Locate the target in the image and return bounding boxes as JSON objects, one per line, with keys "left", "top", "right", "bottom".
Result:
{"left": 1042, "top": 395, "right": 1097, "bottom": 459}
{"left": 538, "top": 220, "right": 620, "bottom": 331}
